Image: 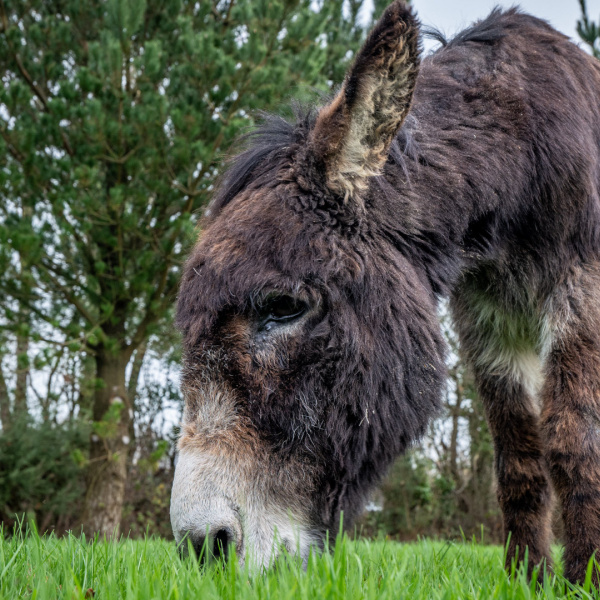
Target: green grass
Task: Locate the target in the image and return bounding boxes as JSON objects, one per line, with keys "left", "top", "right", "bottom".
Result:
{"left": 1, "top": 528, "right": 599, "bottom": 599}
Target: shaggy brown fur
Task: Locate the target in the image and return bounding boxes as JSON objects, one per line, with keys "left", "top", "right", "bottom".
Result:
{"left": 173, "top": 1, "right": 600, "bottom": 582}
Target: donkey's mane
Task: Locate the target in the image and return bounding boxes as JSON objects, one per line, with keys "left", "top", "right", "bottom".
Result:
{"left": 422, "top": 6, "right": 521, "bottom": 48}
{"left": 206, "top": 108, "right": 314, "bottom": 220}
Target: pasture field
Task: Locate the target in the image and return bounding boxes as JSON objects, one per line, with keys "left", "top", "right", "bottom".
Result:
{"left": 0, "top": 529, "right": 598, "bottom": 599}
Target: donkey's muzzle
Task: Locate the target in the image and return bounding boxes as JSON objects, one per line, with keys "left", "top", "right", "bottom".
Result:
{"left": 171, "top": 446, "right": 247, "bottom": 565}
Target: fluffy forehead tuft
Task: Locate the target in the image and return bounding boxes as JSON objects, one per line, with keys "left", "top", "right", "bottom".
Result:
{"left": 205, "top": 106, "right": 318, "bottom": 222}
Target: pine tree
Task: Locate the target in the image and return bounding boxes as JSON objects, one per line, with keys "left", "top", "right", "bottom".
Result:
{"left": 0, "top": 0, "right": 367, "bottom": 535}
{"left": 578, "top": 0, "right": 600, "bottom": 58}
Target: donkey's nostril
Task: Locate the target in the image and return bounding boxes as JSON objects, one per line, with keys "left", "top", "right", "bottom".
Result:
{"left": 182, "top": 527, "right": 236, "bottom": 564}
{"left": 191, "top": 534, "right": 209, "bottom": 564}
{"left": 214, "top": 528, "right": 231, "bottom": 561}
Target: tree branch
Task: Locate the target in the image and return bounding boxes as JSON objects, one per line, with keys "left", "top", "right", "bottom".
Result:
{"left": 0, "top": 129, "right": 26, "bottom": 163}
{"left": 39, "top": 261, "right": 97, "bottom": 326}
{"left": 12, "top": 52, "right": 49, "bottom": 110}
{"left": 0, "top": 2, "right": 75, "bottom": 157}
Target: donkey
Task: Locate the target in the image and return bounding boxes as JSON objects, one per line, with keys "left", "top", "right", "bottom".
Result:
{"left": 171, "top": 0, "right": 600, "bottom": 582}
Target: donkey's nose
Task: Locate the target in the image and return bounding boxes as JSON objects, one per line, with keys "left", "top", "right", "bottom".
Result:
{"left": 181, "top": 527, "right": 238, "bottom": 564}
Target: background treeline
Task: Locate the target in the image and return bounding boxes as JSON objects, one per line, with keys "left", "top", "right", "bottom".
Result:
{"left": 0, "top": 0, "right": 596, "bottom": 542}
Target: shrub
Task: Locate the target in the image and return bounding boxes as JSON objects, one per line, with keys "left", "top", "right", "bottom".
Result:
{"left": 0, "top": 417, "right": 88, "bottom": 532}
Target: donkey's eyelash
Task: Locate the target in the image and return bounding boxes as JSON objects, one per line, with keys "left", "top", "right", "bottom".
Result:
{"left": 254, "top": 295, "right": 309, "bottom": 331}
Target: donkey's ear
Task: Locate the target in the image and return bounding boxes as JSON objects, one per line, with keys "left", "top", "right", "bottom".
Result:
{"left": 310, "top": 1, "right": 420, "bottom": 200}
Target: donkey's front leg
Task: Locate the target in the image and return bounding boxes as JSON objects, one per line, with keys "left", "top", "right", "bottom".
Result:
{"left": 477, "top": 371, "right": 553, "bottom": 574}
{"left": 453, "top": 285, "right": 553, "bottom": 575}
{"left": 541, "top": 288, "right": 600, "bottom": 583}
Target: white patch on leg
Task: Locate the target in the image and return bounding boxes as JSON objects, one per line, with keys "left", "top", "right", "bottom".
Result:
{"left": 474, "top": 347, "right": 543, "bottom": 413}
{"left": 467, "top": 292, "right": 548, "bottom": 411}
{"left": 508, "top": 351, "right": 543, "bottom": 413}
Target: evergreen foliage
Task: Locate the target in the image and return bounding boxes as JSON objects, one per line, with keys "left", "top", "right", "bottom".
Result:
{"left": 0, "top": 0, "right": 368, "bottom": 534}
{"left": 0, "top": 0, "right": 365, "bottom": 367}
{"left": 578, "top": 0, "right": 600, "bottom": 58}
{"left": 0, "top": 416, "right": 87, "bottom": 531}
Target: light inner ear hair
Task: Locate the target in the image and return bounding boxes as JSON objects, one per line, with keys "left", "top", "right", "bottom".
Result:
{"left": 310, "top": 1, "right": 421, "bottom": 202}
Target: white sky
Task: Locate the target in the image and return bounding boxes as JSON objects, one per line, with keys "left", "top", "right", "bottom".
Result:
{"left": 360, "top": 0, "right": 600, "bottom": 53}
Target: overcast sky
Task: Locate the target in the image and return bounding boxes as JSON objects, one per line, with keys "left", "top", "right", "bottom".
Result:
{"left": 360, "top": 0, "right": 600, "bottom": 53}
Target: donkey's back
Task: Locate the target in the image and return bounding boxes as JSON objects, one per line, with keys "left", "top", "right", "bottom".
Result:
{"left": 406, "top": 9, "right": 600, "bottom": 286}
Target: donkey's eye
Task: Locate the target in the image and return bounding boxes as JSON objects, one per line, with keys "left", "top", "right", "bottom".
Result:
{"left": 256, "top": 295, "right": 308, "bottom": 331}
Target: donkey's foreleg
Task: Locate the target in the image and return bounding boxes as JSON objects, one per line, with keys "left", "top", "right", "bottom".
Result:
{"left": 477, "top": 370, "right": 553, "bottom": 574}
{"left": 452, "top": 285, "right": 552, "bottom": 575}
{"left": 541, "top": 294, "right": 600, "bottom": 584}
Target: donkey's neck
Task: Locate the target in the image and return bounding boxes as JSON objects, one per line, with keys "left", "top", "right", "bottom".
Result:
{"left": 374, "top": 45, "right": 546, "bottom": 296}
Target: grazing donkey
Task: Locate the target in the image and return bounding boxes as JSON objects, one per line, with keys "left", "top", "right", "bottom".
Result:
{"left": 171, "top": 0, "right": 600, "bottom": 582}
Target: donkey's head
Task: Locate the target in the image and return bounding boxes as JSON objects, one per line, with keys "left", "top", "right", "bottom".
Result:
{"left": 171, "top": 1, "right": 444, "bottom": 567}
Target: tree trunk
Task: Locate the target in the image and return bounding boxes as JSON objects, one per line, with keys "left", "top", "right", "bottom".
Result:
{"left": 127, "top": 340, "right": 146, "bottom": 403}
{"left": 449, "top": 377, "right": 462, "bottom": 485}
{"left": 0, "top": 362, "right": 10, "bottom": 429}
{"left": 14, "top": 327, "right": 29, "bottom": 415}
{"left": 14, "top": 213, "right": 31, "bottom": 418}
{"left": 468, "top": 391, "right": 497, "bottom": 533}
{"left": 81, "top": 350, "right": 132, "bottom": 537}
{"left": 126, "top": 340, "right": 146, "bottom": 452}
